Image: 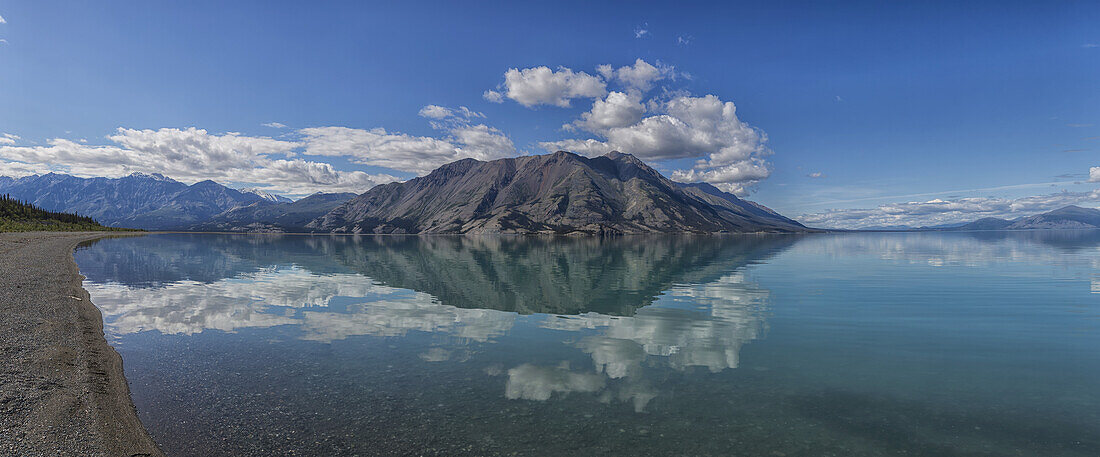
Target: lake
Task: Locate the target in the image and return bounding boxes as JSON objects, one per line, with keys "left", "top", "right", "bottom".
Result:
{"left": 73, "top": 231, "right": 1100, "bottom": 456}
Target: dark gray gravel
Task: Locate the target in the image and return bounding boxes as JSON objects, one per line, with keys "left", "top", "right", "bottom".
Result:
{"left": 0, "top": 232, "right": 162, "bottom": 457}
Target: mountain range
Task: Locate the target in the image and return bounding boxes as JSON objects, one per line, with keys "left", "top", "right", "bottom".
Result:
{"left": 0, "top": 173, "right": 352, "bottom": 231}
{"left": 310, "top": 151, "right": 806, "bottom": 234}
{"left": 950, "top": 205, "right": 1100, "bottom": 230}
{"left": 5, "top": 155, "right": 1099, "bottom": 234}
{"left": 856, "top": 205, "right": 1100, "bottom": 231}
{"left": 192, "top": 192, "right": 358, "bottom": 232}
{"left": 0, "top": 152, "right": 806, "bottom": 234}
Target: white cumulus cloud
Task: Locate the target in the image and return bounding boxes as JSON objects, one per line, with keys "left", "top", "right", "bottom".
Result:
{"left": 500, "top": 66, "right": 607, "bottom": 108}
{"left": 570, "top": 91, "right": 645, "bottom": 133}
{"left": 0, "top": 127, "right": 397, "bottom": 195}
{"left": 600, "top": 59, "right": 675, "bottom": 92}
{"left": 1090, "top": 167, "right": 1100, "bottom": 182}
{"left": 543, "top": 94, "right": 772, "bottom": 195}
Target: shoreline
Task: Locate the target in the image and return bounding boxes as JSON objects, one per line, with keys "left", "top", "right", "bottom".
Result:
{"left": 0, "top": 232, "right": 162, "bottom": 457}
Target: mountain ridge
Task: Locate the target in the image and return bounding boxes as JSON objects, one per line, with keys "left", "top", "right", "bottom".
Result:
{"left": 309, "top": 151, "right": 807, "bottom": 234}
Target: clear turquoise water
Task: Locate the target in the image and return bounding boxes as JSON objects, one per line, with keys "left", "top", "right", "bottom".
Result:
{"left": 74, "top": 231, "right": 1100, "bottom": 456}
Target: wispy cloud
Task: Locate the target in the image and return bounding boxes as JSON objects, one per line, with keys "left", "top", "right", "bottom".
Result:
{"left": 262, "top": 122, "right": 287, "bottom": 129}
{"left": 0, "top": 14, "right": 6, "bottom": 24}
{"left": 634, "top": 23, "right": 649, "bottom": 39}
{"left": 417, "top": 104, "right": 483, "bottom": 120}
{"left": 1083, "top": 43, "right": 1099, "bottom": 48}
{"left": 676, "top": 35, "right": 692, "bottom": 45}
{"left": 807, "top": 172, "right": 825, "bottom": 178}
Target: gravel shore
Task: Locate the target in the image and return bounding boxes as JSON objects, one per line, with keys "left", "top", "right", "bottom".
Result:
{"left": 0, "top": 232, "right": 163, "bottom": 457}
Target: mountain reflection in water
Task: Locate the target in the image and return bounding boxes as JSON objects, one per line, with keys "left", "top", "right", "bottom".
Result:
{"left": 79, "top": 234, "right": 794, "bottom": 410}
{"left": 73, "top": 231, "right": 1100, "bottom": 457}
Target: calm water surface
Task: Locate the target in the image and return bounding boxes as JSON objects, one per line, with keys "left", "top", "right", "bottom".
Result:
{"left": 74, "top": 232, "right": 1100, "bottom": 456}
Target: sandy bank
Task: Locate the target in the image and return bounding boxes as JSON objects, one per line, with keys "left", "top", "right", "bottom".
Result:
{"left": 0, "top": 232, "right": 163, "bottom": 457}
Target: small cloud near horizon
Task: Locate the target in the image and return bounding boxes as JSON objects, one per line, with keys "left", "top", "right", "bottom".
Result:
{"left": 807, "top": 172, "right": 825, "bottom": 178}
{"left": 0, "top": 133, "right": 19, "bottom": 145}
{"left": 262, "top": 122, "right": 287, "bottom": 129}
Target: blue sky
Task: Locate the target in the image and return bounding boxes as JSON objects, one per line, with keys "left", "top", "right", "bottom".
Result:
{"left": 0, "top": 1, "right": 1098, "bottom": 228}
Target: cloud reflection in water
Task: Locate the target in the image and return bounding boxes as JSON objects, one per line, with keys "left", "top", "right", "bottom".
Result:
{"left": 80, "top": 234, "right": 784, "bottom": 412}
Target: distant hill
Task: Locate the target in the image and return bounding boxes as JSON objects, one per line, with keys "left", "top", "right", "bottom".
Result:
{"left": 954, "top": 217, "right": 1015, "bottom": 231}
{"left": 951, "top": 206, "right": 1100, "bottom": 231}
{"left": 309, "top": 151, "right": 808, "bottom": 234}
{"left": 1004, "top": 205, "right": 1100, "bottom": 229}
{"left": 0, "top": 194, "right": 120, "bottom": 232}
{"left": 192, "top": 192, "right": 357, "bottom": 232}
